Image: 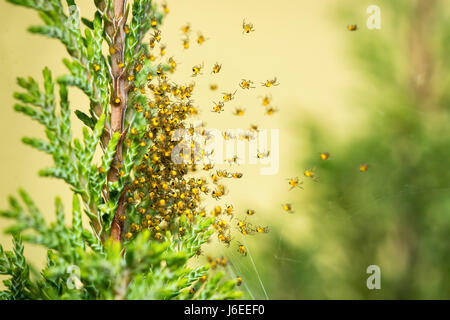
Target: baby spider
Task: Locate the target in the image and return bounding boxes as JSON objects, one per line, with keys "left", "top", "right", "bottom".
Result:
{"left": 210, "top": 83, "right": 218, "bottom": 91}
{"left": 181, "top": 23, "right": 191, "bottom": 34}
{"left": 255, "top": 226, "right": 269, "bottom": 234}
{"left": 223, "top": 130, "right": 235, "bottom": 140}
{"left": 211, "top": 63, "right": 222, "bottom": 74}
{"left": 182, "top": 37, "right": 189, "bottom": 49}
{"left": 237, "top": 242, "right": 248, "bottom": 256}
{"left": 211, "top": 101, "right": 225, "bottom": 113}
{"left": 151, "top": 17, "right": 158, "bottom": 28}
{"left": 360, "top": 163, "right": 369, "bottom": 172}
{"left": 240, "top": 79, "right": 255, "bottom": 89}
{"left": 162, "top": 1, "right": 169, "bottom": 14}
{"left": 282, "top": 203, "right": 294, "bottom": 213}
{"left": 197, "top": 32, "right": 208, "bottom": 45}
{"left": 304, "top": 168, "right": 319, "bottom": 181}
{"left": 237, "top": 218, "right": 250, "bottom": 229}
{"left": 265, "top": 106, "right": 278, "bottom": 115}
{"left": 232, "top": 172, "right": 243, "bottom": 179}
{"left": 226, "top": 155, "right": 241, "bottom": 165}
{"left": 347, "top": 24, "right": 358, "bottom": 31}
{"left": 240, "top": 131, "right": 256, "bottom": 141}
{"left": 149, "top": 38, "right": 156, "bottom": 48}
{"left": 242, "top": 19, "right": 255, "bottom": 34}
{"left": 259, "top": 94, "right": 272, "bottom": 106}
{"left": 218, "top": 232, "right": 232, "bottom": 246}
{"left": 222, "top": 90, "right": 237, "bottom": 102}
{"left": 246, "top": 209, "right": 255, "bottom": 216}
{"left": 159, "top": 44, "right": 166, "bottom": 56}
{"left": 256, "top": 150, "right": 270, "bottom": 159}
{"left": 168, "top": 57, "right": 178, "bottom": 70}
{"left": 225, "top": 204, "right": 234, "bottom": 216}
{"left": 262, "top": 77, "right": 280, "bottom": 87}
{"left": 192, "top": 63, "right": 204, "bottom": 77}
{"left": 287, "top": 177, "right": 303, "bottom": 191}
{"left": 233, "top": 107, "right": 246, "bottom": 116}
{"left": 152, "top": 30, "right": 162, "bottom": 42}
{"left": 320, "top": 152, "right": 330, "bottom": 160}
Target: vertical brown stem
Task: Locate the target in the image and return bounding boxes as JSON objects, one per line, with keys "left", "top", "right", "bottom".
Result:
{"left": 104, "top": 0, "right": 129, "bottom": 242}
{"left": 110, "top": 185, "right": 128, "bottom": 241}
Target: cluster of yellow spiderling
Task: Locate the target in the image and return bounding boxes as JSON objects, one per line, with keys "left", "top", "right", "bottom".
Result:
{"left": 123, "top": 77, "right": 207, "bottom": 242}
{"left": 120, "top": 21, "right": 210, "bottom": 242}
{"left": 118, "top": 18, "right": 239, "bottom": 246}
{"left": 120, "top": 15, "right": 285, "bottom": 268}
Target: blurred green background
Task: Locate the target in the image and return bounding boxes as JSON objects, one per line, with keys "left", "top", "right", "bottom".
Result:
{"left": 1, "top": 0, "right": 449, "bottom": 299}
{"left": 233, "top": 0, "right": 450, "bottom": 299}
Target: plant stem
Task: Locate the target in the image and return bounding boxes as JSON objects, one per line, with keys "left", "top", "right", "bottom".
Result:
{"left": 104, "top": 0, "right": 129, "bottom": 242}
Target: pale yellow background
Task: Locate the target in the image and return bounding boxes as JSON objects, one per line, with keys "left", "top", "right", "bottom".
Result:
{"left": 0, "top": 0, "right": 364, "bottom": 271}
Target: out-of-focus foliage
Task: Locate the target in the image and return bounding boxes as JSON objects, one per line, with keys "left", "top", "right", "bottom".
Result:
{"left": 253, "top": 0, "right": 450, "bottom": 299}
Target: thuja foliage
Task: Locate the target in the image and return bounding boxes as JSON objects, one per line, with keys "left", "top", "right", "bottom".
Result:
{"left": 0, "top": 0, "right": 242, "bottom": 300}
